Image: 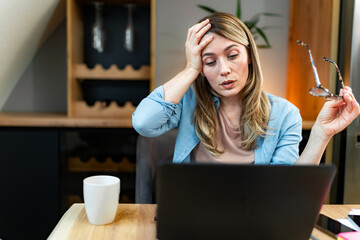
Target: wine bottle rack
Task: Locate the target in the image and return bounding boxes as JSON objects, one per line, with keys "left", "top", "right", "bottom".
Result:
{"left": 75, "top": 64, "right": 150, "bottom": 80}
{"left": 68, "top": 156, "right": 136, "bottom": 172}
{"left": 67, "top": 0, "right": 154, "bottom": 121}
{"left": 72, "top": 101, "right": 136, "bottom": 118}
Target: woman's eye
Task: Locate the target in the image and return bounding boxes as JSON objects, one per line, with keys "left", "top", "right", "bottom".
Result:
{"left": 228, "top": 54, "right": 239, "bottom": 60}
{"left": 205, "top": 61, "right": 216, "bottom": 66}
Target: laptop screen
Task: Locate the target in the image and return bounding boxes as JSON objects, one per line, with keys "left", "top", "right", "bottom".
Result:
{"left": 155, "top": 163, "right": 336, "bottom": 240}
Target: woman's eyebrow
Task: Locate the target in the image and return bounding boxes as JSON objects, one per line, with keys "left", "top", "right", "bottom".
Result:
{"left": 224, "top": 44, "right": 239, "bottom": 51}
{"left": 202, "top": 52, "right": 214, "bottom": 58}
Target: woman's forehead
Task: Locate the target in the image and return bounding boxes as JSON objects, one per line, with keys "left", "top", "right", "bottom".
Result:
{"left": 201, "top": 33, "right": 247, "bottom": 55}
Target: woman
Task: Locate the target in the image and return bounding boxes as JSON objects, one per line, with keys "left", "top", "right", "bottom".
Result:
{"left": 132, "top": 12, "right": 360, "bottom": 165}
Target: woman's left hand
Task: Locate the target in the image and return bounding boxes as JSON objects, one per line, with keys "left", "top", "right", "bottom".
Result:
{"left": 314, "top": 86, "right": 360, "bottom": 139}
{"left": 297, "top": 86, "right": 359, "bottom": 165}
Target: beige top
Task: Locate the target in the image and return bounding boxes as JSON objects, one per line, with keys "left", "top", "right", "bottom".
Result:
{"left": 192, "top": 106, "right": 254, "bottom": 164}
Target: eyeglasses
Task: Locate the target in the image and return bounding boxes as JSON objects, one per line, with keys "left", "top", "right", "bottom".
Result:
{"left": 297, "top": 40, "right": 345, "bottom": 100}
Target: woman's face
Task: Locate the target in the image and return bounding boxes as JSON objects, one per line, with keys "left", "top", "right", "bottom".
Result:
{"left": 200, "top": 32, "right": 250, "bottom": 101}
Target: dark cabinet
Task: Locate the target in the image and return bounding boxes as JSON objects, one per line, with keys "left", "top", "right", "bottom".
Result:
{"left": 0, "top": 128, "right": 59, "bottom": 239}
{"left": 0, "top": 127, "right": 137, "bottom": 239}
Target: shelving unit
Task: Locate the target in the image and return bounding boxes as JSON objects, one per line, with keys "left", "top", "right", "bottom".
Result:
{"left": 59, "top": 127, "right": 139, "bottom": 211}
{"left": 67, "top": 0, "right": 154, "bottom": 120}
{"left": 61, "top": 0, "right": 155, "bottom": 211}
{"left": 74, "top": 64, "right": 150, "bottom": 79}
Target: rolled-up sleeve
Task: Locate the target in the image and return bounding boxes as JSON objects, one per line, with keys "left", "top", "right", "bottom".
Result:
{"left": 132, "top": 86, "right": 182, "bottom": 137}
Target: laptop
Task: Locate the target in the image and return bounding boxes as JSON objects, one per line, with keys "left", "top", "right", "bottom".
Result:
{"left": 155, "top": 163, "right": 336, "bottom": 240}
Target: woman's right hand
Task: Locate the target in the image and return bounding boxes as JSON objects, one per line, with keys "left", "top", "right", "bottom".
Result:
{"left": 185, "top": 19, "right": 214, "bottom": 74}
{"left": 162, "top": 19, "right": 214, "bottom": 104}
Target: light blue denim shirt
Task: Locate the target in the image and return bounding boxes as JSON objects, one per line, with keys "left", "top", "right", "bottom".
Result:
{"left": 132, "top": 85, "right": 302, "bottom": 165}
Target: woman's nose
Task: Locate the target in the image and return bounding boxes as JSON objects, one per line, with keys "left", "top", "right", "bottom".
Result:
{"left": 219, "top": 58, "right": 231, "bottom": 76}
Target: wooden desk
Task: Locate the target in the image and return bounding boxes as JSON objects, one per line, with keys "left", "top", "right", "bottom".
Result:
{"left": 48, "top": 204, "right": 360, "bottom": 240}
{"left": 312, "top": 205, "right": 360, "bottom": 240}
{"left": 49, "top": 204, "right": 156, "bottom": 240}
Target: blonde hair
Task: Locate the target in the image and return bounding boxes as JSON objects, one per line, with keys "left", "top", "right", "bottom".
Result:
{"left": 193, "top": 12, "right": 271, "bottom": 156}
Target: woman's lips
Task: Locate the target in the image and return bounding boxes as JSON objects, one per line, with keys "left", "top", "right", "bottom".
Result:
{"left": 221, "top": 80, "right": 235, "bottom": 89}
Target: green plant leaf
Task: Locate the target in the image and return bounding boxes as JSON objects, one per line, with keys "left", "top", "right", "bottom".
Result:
{"left": 244, "top": 20, "right": 258, "bottom": 31}
{"left": 197, "top": 5, "right": 216, "bottom": 14}
{"left": 249, "top": 12, "right": 281, "bottom": 23}
{"left": 236, "top": 0, "right": 242, "bottom": 19}
{"left": 255, "top": 26, "right": 270, "bottom": 47}
{"left": 257, "top": 44, "right": 271, "bottom": 48}
{"left": 260, "top": 26, "right": 281, "bottom": 31}
{"left": 247, "top": 18, "right": 261, "bottom": 29}
{"left": 262, "top": 12, "right": 282, "bottom": 17}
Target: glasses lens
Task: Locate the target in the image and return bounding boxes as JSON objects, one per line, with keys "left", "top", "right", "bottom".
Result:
{"left": 309, "top": 87, "right": 330, "bottom": 97}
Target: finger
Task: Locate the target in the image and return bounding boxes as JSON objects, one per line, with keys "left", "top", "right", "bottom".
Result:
{"left": 343, "top": 88, "right": 356, "bottom": 103}
{"left": 350, "top": 93, "right": 360, "bottom": 114}
{"left": 199, "top": 35, "right": 214, "bottom": 49}
{"left": 187, "top": 19, "right": 210, "bottom": 39}
{"left": 343, "top": 86, "right": 352, "bottom": 93}
{"left": 346, "top": 98, "right": 360, "bottom": 124}
{"left": 339, "top": 87, "right": 352, "bottom": 98}
{"left": 189, "top": 19, "right": 210, "bottom": 31}
{"left": 195, "top": 23, "right": 211, "bottom": 41}
{"left": 323, "top": 98, "right": 346, "bottom": 117}
{"left": 192, "top": 19, "right": 210, "bottom": 33}
{"left": 344, "top": 92, "right": 355, "bottom": 113}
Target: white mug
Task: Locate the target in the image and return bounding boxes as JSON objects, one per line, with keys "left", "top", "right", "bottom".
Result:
{"left": 83, "top": 175, "right": 120, "bottom": 225}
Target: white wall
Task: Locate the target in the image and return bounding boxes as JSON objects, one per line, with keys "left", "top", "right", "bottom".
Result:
{"left": 155, "top": 0, "right": 290, "bottom": 98}
{"left": 0, "top": 0, "right": 61, "bottom": 109}
{"left": 2, "top": 22, "right": 67, "bottom": 112}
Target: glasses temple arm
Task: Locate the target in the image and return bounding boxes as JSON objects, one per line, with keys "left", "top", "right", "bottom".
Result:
{"left": 323, "top": 57, "right": 345, "bottom": 89}
{"left": 307, "top": 49, "right": 322, "bottom": 87}
{"left": 297, "top": 40, "right": 322, "bottom": 87}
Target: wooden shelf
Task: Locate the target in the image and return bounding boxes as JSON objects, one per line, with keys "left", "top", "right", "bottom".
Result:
{"left": 0, "top": 112, "right": 313, "bottom": 130}
{"left": 302, "top": 120, "right": 315, "bottom": 130}
{"left": 68, "top": 157, "right": 135, "bottom": 172}
{"left": 72, "top": 101, "right": 136, "bottom": 118}
{"left": 0, "top": 112, "right": 132, "bottom": 128}
{"left": 75, "top": 64, "right": 151, "bottom": 80}
{"left": 76, "top": 0, "right": 150, "bottom": 6}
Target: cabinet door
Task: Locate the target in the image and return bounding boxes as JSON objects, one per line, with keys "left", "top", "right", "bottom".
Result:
{"left": 0, "top": 128, "right": 59, "bottom": 239}
{"left": 286, "top": 0, "right": 340, "bottom": 120}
